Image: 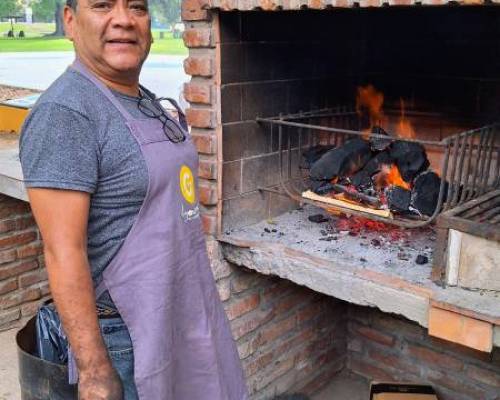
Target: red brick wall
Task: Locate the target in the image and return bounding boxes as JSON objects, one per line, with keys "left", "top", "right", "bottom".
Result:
{"left": 347, "top": 305, "right": 500, "bottom": 400}
{"left": 0, "top": 195, "right": 48, "bottom": 331}
{"left": 207, "top": 238, "right": 347, "bottom": 398}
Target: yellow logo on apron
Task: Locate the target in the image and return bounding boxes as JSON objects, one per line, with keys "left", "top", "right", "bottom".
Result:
{"left": 179, "top": 165, "right": 196, "bottom": 204}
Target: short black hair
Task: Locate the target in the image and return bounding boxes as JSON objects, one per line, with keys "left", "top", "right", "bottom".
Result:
{"left": 66, "top": 0, "right": 77, "bottom": 9}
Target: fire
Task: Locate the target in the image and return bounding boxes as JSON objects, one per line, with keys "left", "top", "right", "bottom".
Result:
{"left": 396, "top": 98, "right": 416, "bottom": 139}
{"left": 356, "top": 85, "right": 385, "bottom": 137}
{"left": 374, "top": 164, "right": 411, "bottom": 191}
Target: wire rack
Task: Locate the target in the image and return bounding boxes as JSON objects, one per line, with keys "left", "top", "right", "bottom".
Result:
{"left": 256, "top": 107, "right": 500, "bottom": 228}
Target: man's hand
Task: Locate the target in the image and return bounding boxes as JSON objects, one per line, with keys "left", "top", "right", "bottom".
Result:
{"left": 79, "top": 364, "right": 123, "bottom": 400}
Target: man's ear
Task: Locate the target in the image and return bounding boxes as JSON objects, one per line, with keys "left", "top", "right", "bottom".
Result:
{"left": 63, "top": 5, "right": 75, "bottom": 41}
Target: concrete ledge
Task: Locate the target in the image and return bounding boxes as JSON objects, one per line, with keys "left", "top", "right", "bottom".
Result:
{"left": 0, "top": 135, "right": 27, "bottom": 202}
{"left": 220, "top": 236, "right": 500, "bottom": 351}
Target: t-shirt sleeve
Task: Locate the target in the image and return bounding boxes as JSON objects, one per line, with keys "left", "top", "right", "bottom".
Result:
{"left": 19, "top": 102, "right": 99, "bottom": 193}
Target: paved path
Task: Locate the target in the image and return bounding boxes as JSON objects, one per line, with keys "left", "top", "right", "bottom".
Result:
{"left": 0, "top": 329, "right": 20, "bottom": 400}
{"left": 0, "top": 52, "right": 188, "bottom": 101}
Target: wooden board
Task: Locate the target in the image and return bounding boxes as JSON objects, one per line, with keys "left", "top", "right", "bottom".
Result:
{"left": 302, "top": 190, "right": 393, "bottom": 218}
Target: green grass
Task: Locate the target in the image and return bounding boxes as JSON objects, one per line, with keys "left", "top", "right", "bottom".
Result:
{"left": 0, "top": 23, "right": 187, "bottom": 55}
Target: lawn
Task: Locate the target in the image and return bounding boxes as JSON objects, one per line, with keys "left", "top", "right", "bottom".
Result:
{"left": 0, "top": 23, "right": 187, "bottom": 55}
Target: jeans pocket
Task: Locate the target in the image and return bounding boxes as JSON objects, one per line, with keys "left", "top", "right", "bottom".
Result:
{"left": 99, "top": 317, "right": 133, "bottom": 355}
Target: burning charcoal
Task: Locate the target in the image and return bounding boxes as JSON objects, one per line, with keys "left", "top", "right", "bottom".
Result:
{"left": 386, "top": 186, "right": 412, "bottom": 212}
{"left": 371, "top": 238, "right": 381, "bottom": 247}
{"left": 370, "top": 126, "right": 393, "bottom": 151}
{"left": 310, "top": 139, "right": 372, "bottom": 181}
{"left": 390, "top": 141, "right": 430, "bottom": 182}
{"left": 351, "top": 151, "right": 393, "bottom": 189}
{"left": 308, "top": 214, "right": 329, "bottom": 223}
{"left": 311, "top": 181, "right": 335, "bottom": 195}
{"left": 411, "top": 171, "right": 444, "bottom": 216}
{"left": 349, "top": 231, "right": 358, "bottom": 237}
{"left": 302, "top": 145, "right": 335, "bottom": 168}
{"left": 416, "top": 254, "right": 429, "bottom": 265}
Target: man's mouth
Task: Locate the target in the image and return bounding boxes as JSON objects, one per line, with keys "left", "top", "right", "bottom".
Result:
{"left": 107, "top": 39, "right": 137, "bottom": 45}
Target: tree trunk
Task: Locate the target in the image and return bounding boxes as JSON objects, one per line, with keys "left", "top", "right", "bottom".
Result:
{"left": 52, "top": 1, "right": 65, "bottom": 36}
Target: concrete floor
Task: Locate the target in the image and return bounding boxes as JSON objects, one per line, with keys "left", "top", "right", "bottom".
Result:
{"left": 312, "top": 374, "right": 369, "bottom": 400}
{"left": 0, "top": 329, "right": 20, "bottom": 400}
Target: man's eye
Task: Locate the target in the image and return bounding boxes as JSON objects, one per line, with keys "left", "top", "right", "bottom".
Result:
{"left": 130, "top": 2, "right": 148, "bottom": 11}
{"left": 92, "top": 1, "right": 112, "bottom": 9}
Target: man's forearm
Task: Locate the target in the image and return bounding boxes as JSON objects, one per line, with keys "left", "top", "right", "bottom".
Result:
{"left": 44, "top": 246, "right": 111, "bottom": 374}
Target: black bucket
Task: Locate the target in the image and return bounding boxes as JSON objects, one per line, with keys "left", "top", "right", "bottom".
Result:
{"left": 16, "top": 317, "right": 77, "bottom": 400}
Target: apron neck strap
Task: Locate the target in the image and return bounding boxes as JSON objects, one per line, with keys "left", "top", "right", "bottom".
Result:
{"left": 163, "top": 97, "right": 188, "bottom": 131}
{"left": 70, "top": 58, "right": 135, "bottom": 122}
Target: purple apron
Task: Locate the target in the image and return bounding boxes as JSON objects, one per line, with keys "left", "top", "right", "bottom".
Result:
{"left": 69, "top": 60, "right": 248, "bottom": 400}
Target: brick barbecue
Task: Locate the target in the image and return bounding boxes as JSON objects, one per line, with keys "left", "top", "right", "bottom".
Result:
{"left": 0, "top": 3, "right": 499, "bottom": 400}
{"left": 181, "top": 1, "right": 500, "bottom": 399}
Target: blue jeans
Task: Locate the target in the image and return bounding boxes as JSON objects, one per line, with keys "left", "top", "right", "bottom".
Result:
{"left": 99, "top": 316, "right": 139, "bottom": 400}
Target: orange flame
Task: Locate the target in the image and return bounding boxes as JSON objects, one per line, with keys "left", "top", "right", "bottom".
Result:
{"left": 374, "top": 164, "right": 411, "bottom": 191}
{"left": 396, "top": 98, "right": 415, "bottom": 139}
{"left": 356, "top": 85, "right": 386, "bottom": 138}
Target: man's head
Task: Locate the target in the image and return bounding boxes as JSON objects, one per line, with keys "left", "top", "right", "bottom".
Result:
{"left": 64, "top": 0, "right": 152, "bottom": 87}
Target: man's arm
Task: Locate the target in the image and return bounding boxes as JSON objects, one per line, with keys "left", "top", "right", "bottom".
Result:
{"left": 27, "top": 188, "right": 122, "bottom": 400}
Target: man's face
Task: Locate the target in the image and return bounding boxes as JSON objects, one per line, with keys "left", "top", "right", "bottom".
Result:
{"left": 64, "top": 0, "right": 152, "bottom": 81}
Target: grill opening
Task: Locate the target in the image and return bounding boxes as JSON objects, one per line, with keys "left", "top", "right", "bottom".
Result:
{"left": 256, "top": 108, "right": 500, "bottom": 227}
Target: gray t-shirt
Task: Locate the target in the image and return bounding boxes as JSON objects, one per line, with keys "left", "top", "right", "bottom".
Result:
{"left": 19, "top": 68, "right": 150, "bottom": 308}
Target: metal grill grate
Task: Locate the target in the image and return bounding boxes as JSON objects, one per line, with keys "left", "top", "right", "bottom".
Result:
{"left": 256, "top": 107, "right": 500, "bottom": 228}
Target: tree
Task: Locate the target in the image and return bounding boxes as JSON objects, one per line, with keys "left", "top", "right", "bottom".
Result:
{"left": 32, "top": 0, "right": 58, "bottom": 23}
{"left": 0, "top": 0, "right": 23, "bottom": 18}
{"left": 149, "top": 0, "right": 181, "bottom": 28}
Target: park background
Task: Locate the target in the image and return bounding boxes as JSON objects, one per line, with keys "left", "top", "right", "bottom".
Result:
{"left": 0, "top": 0, "right": 188, "bottom": 98}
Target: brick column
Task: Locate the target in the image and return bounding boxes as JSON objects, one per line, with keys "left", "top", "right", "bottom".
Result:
{"left": 182, "top": 1, "right": 221, "bottom": 236}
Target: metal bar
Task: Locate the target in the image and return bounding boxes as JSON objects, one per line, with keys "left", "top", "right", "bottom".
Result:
{"left": 461, "top": 132, "right": 475, "bottom": 203}
{"left": 287, "top": 121, "right": 292, "bottom": 181}
{"left": 466, "top": 130, "right": 487, "bottom": 202}
{"left": 477, "top": 205, "right": 500, "bottom": 223}
{"left": 479, "top": 127, "right": 496, "bottom": 195}
{"left": 450, "top": 131, "right": 468, "bottom": 207}
{"left": 475, "top": 129, "right": 490, "bottom": 196}
{"left": 446, "top": 134, "right": 461, "bottom": 208}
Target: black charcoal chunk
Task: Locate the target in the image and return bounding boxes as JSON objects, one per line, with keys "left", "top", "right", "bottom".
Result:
{"left": 310, "top": 139, "right": 372, "bottom": 181}
{"left": 311, "top": 181, "right": 335, "bottom": 195}
{"left": 411, "top": 171, "right": 443, "bottom": 216}
{"left": 302, "top": 145, "right": 335, "bottom": 168}
{"left": 370, "top": 126, "right": 393, "bottom": 151}
{"left": 351, "top": 151, "right": 393, "bottom": 189}
{"left": 387, "top": 186, "right": 412, "bottom": 212}
{"left": 308, "top": 214, "right": 329, "bottom": 223}
{"left": 390, "top": 141, "right": 429, "bottom": 182}
{"left": 416, "top": 254, "right": 429, "bottom": 265}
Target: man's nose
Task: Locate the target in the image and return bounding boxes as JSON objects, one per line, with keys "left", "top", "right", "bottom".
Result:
{"left": 111, "top": 2, "right": 134, "bottom": 27}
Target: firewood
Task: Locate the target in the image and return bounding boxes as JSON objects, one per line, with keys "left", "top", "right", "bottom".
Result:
{"left": 302, "top": 190, "right": 393, "bottom": 218}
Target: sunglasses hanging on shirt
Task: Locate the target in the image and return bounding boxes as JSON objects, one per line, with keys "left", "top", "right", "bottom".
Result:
{"left": 137, "top": 89, "right": 186, "bottom": 143}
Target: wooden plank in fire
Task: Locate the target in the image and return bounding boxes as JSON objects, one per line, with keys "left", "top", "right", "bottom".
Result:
{"left": 302, "top": 190, "right": 393, "bottom": 218}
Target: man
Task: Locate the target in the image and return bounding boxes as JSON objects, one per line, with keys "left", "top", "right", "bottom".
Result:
{"left": 19, "top": 1, "right": 248, "bottom": 399}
